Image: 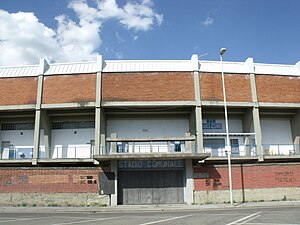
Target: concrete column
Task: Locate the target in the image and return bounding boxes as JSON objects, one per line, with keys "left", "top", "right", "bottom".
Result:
{"left": 41, "top": 110, "right": 51, "bottom": 158}
{"left": 191, "top": 54, "right": 203, "bottom": 153}
{"left": 94, "top": 56, "right": 104, "bottom": 160}
{"left": 185, "top": 159, "right": 194, "bottom": 205}
{"left": 33, "top": 110, "right": 41, "bottom": 165}
{"left": 110, "top": 160, "right": 118, "bottom": 206}
{"left": 291, "top": 110, "right": 300, "bottom": 154}
{"left": 246, "top": 58, "right": 263, "bottom": 157}
{"left": 195, "top": 106, "right": 203, "bottom": 153}
{"left": 253, "top": 107, "right": 262, "bottom": 156}
{"left": 33, "top": 59, "right": 49, "bottom": 165}
{"left": 243, "top": 109, "right": 253, "bottom": 156}
{"left": 110, "top": 133, "right": 117, "bottom": 154}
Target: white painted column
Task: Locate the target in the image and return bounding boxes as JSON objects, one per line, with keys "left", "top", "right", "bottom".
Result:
{"left": 185, "top": 159, "right": 194, "bottom": 205}
{"left": 110, "top": 160, "right": 118, "bottom": 206}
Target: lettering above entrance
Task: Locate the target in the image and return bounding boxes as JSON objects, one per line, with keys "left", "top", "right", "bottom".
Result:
{"left": 118, "top": 160, "right": 185, "bottom": 170}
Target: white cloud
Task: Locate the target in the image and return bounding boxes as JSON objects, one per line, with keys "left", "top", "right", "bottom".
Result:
{"left": 202, "top": 16, "right": 214, "bottom": 27}
{"left": 0, "top": 10, "right": 58, "bottom": 65}
{"left": 0, "top": 0, "right": 163, "bottom": 66}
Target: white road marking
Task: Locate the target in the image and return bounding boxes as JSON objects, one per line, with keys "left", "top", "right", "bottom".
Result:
{"left": 138, "top": 214, "right": 193, "bottom": 225}
{"left": 51, "top": 216, "right": 122, "bottom": 225}
{"left": 226, "top": 212, "right": 261, "bottom": 225}
{"left": 0, "top": 216, "right": 55, "bottom": 224}
{"left": 236, "top": 215, "right": 261, "bottom": 224}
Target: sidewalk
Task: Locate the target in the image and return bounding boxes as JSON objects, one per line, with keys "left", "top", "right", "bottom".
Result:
{"left": 1, "top": 201, "right": 300, "bottom": 213}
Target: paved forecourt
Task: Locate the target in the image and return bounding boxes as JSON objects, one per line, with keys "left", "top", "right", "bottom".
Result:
{"left": 0, "top": 205, "right": 300, "bottom": 225}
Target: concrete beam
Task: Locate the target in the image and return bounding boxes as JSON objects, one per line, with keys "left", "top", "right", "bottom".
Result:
{"left": 259, "top": 103, "right": 300, "bottom": 108}
{"left": 0, "top": 105, "right": 35, "bottom": 111}
{"left": 201, "top": 101, "right": 254, "bottom": 107}
{"left": 102, "top": 101, "right": 196, "bottom": 107}
{"left": 41, "top": 102, "right": 95, "bottom": 109}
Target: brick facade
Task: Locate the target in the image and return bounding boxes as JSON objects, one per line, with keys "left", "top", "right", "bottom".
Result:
{"left": 0, "top": 77, "right": 37, "bottom": 105}
{"left": 0, "top": 168, "right": 103, "bottom": 193}
{"left": 256, "top": 75, "right": 300, "bottom": 103}
{"left": 200, "top": 73, "right": 252, "bottom": 102}
{"left": 194, "top": 163, "right": 300, "bottom": 191}
{"left": 42, "top": 74, "right": 96, "bottom": 104}
{"left": 102, "top": 72, "right": 195, "bottom": 101}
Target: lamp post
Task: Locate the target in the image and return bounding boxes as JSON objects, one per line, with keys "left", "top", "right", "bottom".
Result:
{"left": 220, "top": 48, "right": 233, "bottom": 206}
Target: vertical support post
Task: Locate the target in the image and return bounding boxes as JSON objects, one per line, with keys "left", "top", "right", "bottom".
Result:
{"left": 253, "top": 107, "right": 262, "bottom": 156}
{"left": 246, "top": 57, "right": 263, "bottom": 158}
{"left": 110, "top": 160, "right": 118, "bottom": 206}
{"left": 33, "top": 59, "right": 49, "bottom": 165}
{"left": 185, "top": 159, "right": 194, "bottom": 205}
{"left": 291, "top": 110, "right": 300, "bottom": 154}
{"left": 191, "top": 54, "right": 203, "bottom": 153}
{"left": 94, "top": 56, "right": 104, "bottom": 163}
{"left": 41, "top": 110, "right": 51, "bottom": 159}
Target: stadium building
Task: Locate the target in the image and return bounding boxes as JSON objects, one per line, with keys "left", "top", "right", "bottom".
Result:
{"left": 0, "top": 55, "right": 299, "bottom": 206}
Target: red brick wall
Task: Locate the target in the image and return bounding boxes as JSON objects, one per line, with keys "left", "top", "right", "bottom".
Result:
{"left": 102, "top": 72, "right": 195, "bottom": 101}
{"left": 0, "top": 77, "right": 37, "bottom": 105}
{"left": 0, "top": 168, "right": 103, "bottom": 193}
{"left": 42, "top": 74, "right": 96, "bottom": 104}
{"left": 194, "top": 164, "right": 300, "bottom": 191}
{"left": 256, "top": 75, "right": 300, "bottom": 103}
{"left": 200, "top": 73, "right": 252, "bottom": 102}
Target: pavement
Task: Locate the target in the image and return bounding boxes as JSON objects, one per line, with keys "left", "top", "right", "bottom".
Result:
{"left": 1, "top": 200, "right": 300, "bottom": 213}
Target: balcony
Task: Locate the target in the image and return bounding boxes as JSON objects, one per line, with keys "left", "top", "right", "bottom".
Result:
{"left": 0, "top": 147, "right": 33, "bottom": 160}
{"left": 203, "top": 144, "right": 257, "bottom": 157}
{"left": 94, "top": 136, "right": 210, "bottom": 162}
{"left": 39, "top": 145, "right": 95, "bottom": 159}
{"left": 263, "top": 144, "right": 300, "bottom": 156}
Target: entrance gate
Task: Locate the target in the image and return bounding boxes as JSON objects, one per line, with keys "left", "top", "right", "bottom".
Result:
{"left": 117, "top": 160, "right": 185, "bottom": 205}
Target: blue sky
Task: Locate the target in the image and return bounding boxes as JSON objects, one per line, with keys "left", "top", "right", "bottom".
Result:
{"left": 0, "top": 0, "right": 300, "bottom": 66}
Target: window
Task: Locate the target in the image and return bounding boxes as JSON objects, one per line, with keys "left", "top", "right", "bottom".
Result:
{"left": 52, "top": 121, "right": 95, "bottom": 129}
{"left": 1, "top": 123, "right": 34, "bottom": 130}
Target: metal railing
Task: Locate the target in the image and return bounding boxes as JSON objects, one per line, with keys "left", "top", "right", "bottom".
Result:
{"left": 262, "top": 144, "right": 300, "bottom": 156}
{"left": 39, "top": 146, "right": 95, "bottom": 159}
{"left": 106, "top": 137, "right": 195, "bottom": 154}
{"left": 0, "top": 147, "right": 33, "bottom": 159}
{"left": 203, "top": 144, "right": 257, "bottom": 157}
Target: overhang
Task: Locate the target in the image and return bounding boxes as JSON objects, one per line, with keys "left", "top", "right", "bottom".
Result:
{"left": 94, "top": 153, "right": 210, "bottom": 162}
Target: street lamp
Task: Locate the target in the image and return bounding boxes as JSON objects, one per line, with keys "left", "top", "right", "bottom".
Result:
{"left": 220, "top": 48, "right": 233, "bottom": 206}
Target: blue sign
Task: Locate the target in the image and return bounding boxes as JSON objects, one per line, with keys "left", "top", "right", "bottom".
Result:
{"left": 203, "top": 119, "right": 222, "bottom": 129}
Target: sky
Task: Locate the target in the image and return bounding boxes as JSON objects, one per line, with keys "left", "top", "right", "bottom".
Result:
{"left": 0, "top": 0, "right": 300, "bottom": 66}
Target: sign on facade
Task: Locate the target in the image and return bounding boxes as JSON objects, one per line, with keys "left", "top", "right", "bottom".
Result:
{"left": 118, "top": 160, "right": 185, "bottom": 170}
{"left": 202, "top": 119, "right": 222, "bottom": 129}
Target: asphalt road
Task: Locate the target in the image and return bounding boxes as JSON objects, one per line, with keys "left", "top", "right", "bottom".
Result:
{"left": 0, "top": 206, "right": 300, "bottom": 225}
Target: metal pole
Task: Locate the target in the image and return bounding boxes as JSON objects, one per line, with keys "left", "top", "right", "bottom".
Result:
{"left": 220, "top": 49, "right": 233, "bottom": 206}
